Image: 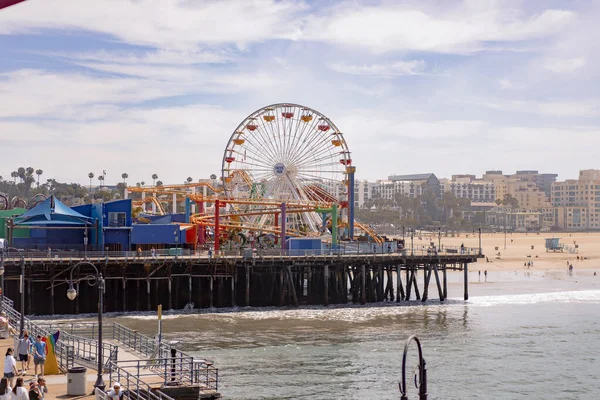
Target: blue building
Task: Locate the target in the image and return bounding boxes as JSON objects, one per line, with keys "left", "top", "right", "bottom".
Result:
{"left": 9, "top": 195, "right": 189, "bottom": 252}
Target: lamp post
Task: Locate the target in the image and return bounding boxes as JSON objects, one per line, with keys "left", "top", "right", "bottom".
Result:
{"left": 410, "top": 229, "right": 414, "bottom": 256}
{"left": 437, "top": 227, "right": 441, "bottom": 252}
{"left": 478, "top": 227, "right": 482, "bottom": 256}
{"left": 66, "top": 262, "right": 105, "bottom": 393}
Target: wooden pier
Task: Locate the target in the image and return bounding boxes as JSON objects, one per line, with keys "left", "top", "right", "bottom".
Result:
{"left": 0, "top": 250, "right": 481, "bottom": 315}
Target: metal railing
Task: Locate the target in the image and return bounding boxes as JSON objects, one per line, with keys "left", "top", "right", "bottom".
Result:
{"left": 105, "top": 360, "right": 175, "bottom": 400}
{"left": 1, "top": 297, "right": 75, "bottom": 372}
{"left": 0, "top": 245, "right": 481, "bottom": 263}
{"left": 39, "top": 321, "right": 219, "bottom": 392}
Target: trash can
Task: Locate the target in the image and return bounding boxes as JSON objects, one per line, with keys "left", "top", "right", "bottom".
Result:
{"left": 67, "top": 366, "right": 87, "bottom": 396}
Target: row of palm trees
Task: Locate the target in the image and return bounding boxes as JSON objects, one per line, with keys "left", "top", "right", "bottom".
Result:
{"left": 84, "top": 172, "right": 220, "bottom": 192}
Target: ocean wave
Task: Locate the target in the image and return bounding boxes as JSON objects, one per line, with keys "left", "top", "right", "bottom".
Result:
{"left": 465, "top": 290, "right": 600, "bottom": 307}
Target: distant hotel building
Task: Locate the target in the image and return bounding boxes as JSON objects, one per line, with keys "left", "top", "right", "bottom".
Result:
{"left": 544, "top": 169, "right": 600, "bottom": 230}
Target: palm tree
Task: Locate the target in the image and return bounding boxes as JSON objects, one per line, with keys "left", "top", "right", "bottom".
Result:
{"left": 35, "top": 169, "right": 43, "bottom": 187}
{"left": 98, "top": 175, "right": 104, "bottom": 188}
{"left": 136, "top": 182, "right": 141, "bottom": 187}
{"left": 186, "top": 177, "right": 193, "bottom": 183}
{"left": 141, "top": 181, "right": 145, "bottom": 187}
{"left": 152, "top": 174, "right": 158, "bottom": 187}
{"left": 88, "top": 172, "right": 94, "bottom": 192}
{"left": 17, "top": 167, "right": 25, "bottom": 182}
{"left": 210, "top": 174, "right": 217, "bottom": 180}
{"left": 156, "top": 180, "right": 163, "bottom": 187}
{"left": 11, "top": 171, "right": 18, "bottom": 184}
{"left": 122, "top": 173, "right": 128, "bottom": 185}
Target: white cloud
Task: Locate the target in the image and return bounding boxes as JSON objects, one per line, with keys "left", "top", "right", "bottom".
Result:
{"left": 478, "top": 98, "right": 599, "bottom": 117}
{"left": 544, "top": 57, "right": 586, "bottom": 73}
{"left": 0, "top": 69, "right": 175, "bottom": 118}
{"left": 0, "top": 0, "right": 304, "bottom": 50}
{"left": 499, "top": 78, "right": 524, "bottom": 90}
{"left": 303, "top": 6, "right": 575, "bottom": 53}
{"left": 329, "top": 60, "right": 427, "bottom": 77}
{"left": 0, "top": 1, "right": 576, "bottom": 54}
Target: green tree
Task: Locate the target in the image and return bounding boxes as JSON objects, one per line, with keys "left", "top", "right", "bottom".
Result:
{"left": 152, "top": 174, "right": 158, "bottom": 186}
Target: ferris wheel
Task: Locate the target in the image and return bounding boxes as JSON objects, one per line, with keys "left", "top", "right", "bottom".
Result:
{"left": 222, "top": 103, "right": 352, "bottom": 234}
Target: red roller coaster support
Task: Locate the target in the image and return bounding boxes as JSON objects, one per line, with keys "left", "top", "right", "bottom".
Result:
{"left": 196, "top": 200, "right": 205, "bottom": 245}
{"left": 214, "top": 199, "right": 220, "bottom": 251}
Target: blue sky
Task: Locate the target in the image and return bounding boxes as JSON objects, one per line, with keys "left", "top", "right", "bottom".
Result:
{"left": 0, "top": 0, "right": 598, "bottom": 186}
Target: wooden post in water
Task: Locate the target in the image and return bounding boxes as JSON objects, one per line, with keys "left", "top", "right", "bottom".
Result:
{"left": 443, "top": 265, "right": 448, "bottom": 300}
{"left": 463, "top": 262, "right": 469, "bottom": 300}
{"left": 287, "top": 266, "right": 299, "bottom": 307}
{"left": 136, "top": 280, "right": 140, "bottom": 311}
{"left": 50, "top": 278, "right": 55, "bottom": 315}
{"left": 231, "top": 275, "right": 236, "bottom": 307}
{"left": 396, "top": 264, "right": 405, "bottom": 301}
{"left": 433, "top": 264, "right": 444, "bottom": 301}
{"left": 146, "top": 278, "right": 151, "bottom": 310}
{"left": 245, "top": 266, "right": 250, "bottom": 306}
{"left": 122, "top": 277, "right": 127, "bottom": 311}
{"left": 279, "top": 268, "right": 285, "bottom": 306}
{"left": 168, "top": 278, "right": 172, "bottom": 310}
{"left": 361, "top": 265, "right": 366, "bottom": 305}
{"left": 209, "top": 277, "right": 214, "bottom": 308}
{"left": 323, "top": 265, "right": 329, "bottom": 306}
{"left": 188, "top": 275, "right": 193, "bottom": 306}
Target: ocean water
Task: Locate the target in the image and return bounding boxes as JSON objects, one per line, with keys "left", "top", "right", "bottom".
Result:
{"left": 114, "top": 271, "right": 600, "bottom": 400}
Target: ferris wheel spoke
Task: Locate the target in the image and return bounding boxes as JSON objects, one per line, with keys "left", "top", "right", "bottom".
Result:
{"left": 293, "top": 146, "right": 338, "bottom": 169}
{"left": 248, "top": 120, "right": 281, "bottom": 164}
{"left": 231, "top": 152, "right": 274, "bottom": 170}
{"left": 239, "top": 132, "right": 279, "bottom": 166}
{"left": 253, "top": 116, "right": 283, "bottom": 163}
{"left": 284, "top": 109, "right": 319, "bottom": 165}
{"left": 295, "top": 159, "right": 340, "bottom": 170}
{"left": 234, "top": 143, "right": 277, "bottom": 167}
{"left": 286, "top": 117, "right": 326, "bottom": 163}
{"left": 290, "top": 129, "right": 338, "bottom": 167}
{"left": 288, "top": 130, "right": 333, "bottom": 168}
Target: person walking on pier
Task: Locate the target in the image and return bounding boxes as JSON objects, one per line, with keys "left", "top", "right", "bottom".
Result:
{"left": 17, "top": 332, "right": 32, "bottom": 375}
{"left": 478, "top": 270, "right": 481, "bottom": 281}
{"left": 3, "top": 349, "right": 18, "bottom": 387}
{"left": 32, "top": 336, "right": 46, "bottom": 379}
{"left": 484, "top": 270, "right": 488, "bottom": 282}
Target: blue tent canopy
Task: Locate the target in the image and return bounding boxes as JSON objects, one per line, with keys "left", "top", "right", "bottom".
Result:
{"left": 14, "top": 196, "right": 93, "bottom": 226}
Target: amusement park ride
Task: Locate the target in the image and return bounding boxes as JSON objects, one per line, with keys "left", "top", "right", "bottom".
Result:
{"left": 126, "top": 103, "right": 383, "bottom": 250}
{"left": 0, "top": 193, "right": 46, "bottom": 211}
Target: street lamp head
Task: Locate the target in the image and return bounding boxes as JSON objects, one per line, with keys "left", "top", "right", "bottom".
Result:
{"left": 67, "top": 284, "right": 77, "bottom": 301}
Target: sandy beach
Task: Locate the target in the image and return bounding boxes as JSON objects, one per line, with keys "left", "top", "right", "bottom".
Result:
{"left": 407, "top": 231, "right": 599, "bottom": 273}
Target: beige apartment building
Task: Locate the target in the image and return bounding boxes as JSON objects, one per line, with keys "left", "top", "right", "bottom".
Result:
{"left": 482, "top": 171, "right": 549, "bottom": 209}
{"left": 547, "top": 169, "right": 600, "bottom": 230}
{"left": 440, "top": 176, "right": 496, "bottom": 203}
